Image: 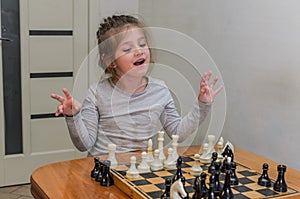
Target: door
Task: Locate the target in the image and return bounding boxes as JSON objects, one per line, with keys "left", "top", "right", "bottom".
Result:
{"left": 0, "top": 0, "right": 88, "bottom": 186}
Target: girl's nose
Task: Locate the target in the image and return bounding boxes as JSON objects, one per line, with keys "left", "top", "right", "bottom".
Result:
{"left": 134, "top": 48, "right": 143, "bottom": 56}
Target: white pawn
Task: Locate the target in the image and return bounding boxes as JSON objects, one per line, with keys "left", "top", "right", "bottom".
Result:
{"left": 108, "top": 143, "right": 118, "bottom": 169}
{"left": 190, "top": 154, "right": 203, "bottom": 176}
{"left": 164, "top": 148, "right": 176, "bottom": 169}
{"left": 126, "top": 156, "right": 139, "bottom": 179}
{"left": 151, "top": 149, "right": 163, "bottom": 171}
{"left": 158, "top": 131, "right": 166, "bottom": 162}
{"left": 171, "top": 135, "right": 179, "bottom": 161}
{"left": 146, "top": 139, "right": 154, "bottom": 165}
{"left": 138, "top": 152, "right": 151, "bottom": 174}
{"left": 200, "top": 143, "right": 211, "bottom": 164}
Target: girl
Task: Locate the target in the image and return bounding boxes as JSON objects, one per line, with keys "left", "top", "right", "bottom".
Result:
{"left": 51, "top": 15, "right": 222, "bottom": 156}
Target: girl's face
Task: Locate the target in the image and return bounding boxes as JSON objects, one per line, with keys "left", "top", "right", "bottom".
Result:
{"left": 113, "top": 27, "right": 150, "bottom": 79}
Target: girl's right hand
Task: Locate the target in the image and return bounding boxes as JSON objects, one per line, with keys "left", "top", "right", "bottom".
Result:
{"left": 50, "top": 88, "right": 82, "bottom": 117}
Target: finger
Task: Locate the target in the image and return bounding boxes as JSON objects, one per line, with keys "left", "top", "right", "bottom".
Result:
{"left": 213, "top": 85, "right": 223, "bottom": 96}
{"left": 210, "top": 76, "right": 219, "bottom": 88}
{"left": 50, "top": 93, "right": 65, "bottom": 103}
{"left": 206, "top": 70, "right": 212, "bottom": 82}
{"left": 62, "top": 88, "right": 72, "bottom": 100}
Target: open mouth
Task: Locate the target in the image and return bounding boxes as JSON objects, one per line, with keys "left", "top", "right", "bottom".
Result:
{"left": 133, "top": 58, "right": 146, "bottom": 66}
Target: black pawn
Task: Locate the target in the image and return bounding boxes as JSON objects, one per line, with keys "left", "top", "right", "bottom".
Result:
{"left": 91, "top": 157, "right": 100, "bottom": 178}
{"left": 172, "top": 156, "right": 183, "bottom": 183}
{"left": 273, "top": 165, "right": 287, "bottom": 192}
{"left": 100, "top": 160, "right": 114, "bottom": 186}
{"left": 161, "top": 178, "right": 171, "bottom": 199}
{"left": 95, "top": 161, "right": 104, "bottom": 182}
{"left": 200, "top": 172, "right": 209, "bottom": 198}
{"left": 192, "top": 176, "right": 202, "bottom": 199}
{"left": 220, "top": 161, "right": 234, "bottom": 199}
{"left": 230, "top": 162, "right": 239, "bottom": 185}
{"left": 258, "top": 163, "right": 271, "bottom": 187}
{"left": 208, "top": 152, "right": 218, "bottom": 174}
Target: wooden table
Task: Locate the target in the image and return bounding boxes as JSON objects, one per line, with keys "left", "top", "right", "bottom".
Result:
{"left": 30, "top": 146, "right": 300, "bottom": 199}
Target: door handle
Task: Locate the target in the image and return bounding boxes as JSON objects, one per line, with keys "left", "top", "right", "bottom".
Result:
{"left": 0, "top": 37, "right": 12, "bottom": 42}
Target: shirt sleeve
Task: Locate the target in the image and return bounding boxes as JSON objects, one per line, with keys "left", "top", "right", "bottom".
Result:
{"left": 65, "top": 85, "right": 99, "bottom": 152}
{"left": 160, "top": 91, "right": 211, "bottom": 142}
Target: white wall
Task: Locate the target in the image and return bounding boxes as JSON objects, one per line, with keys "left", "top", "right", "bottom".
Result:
{"left": 139, "top": 0, "right": 300, "bottom": 170}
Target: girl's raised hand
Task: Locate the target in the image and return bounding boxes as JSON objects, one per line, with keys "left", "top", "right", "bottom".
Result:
{"left": 50, "top": 88, "right": 82, "bottom": 116}
{"left": 198, "top": 71, "right": 223, "bottom": 104}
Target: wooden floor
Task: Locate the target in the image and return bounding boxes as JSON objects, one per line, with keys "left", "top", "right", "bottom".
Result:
{"left": 0, "top": 184, "right": 33, "bottom": 199}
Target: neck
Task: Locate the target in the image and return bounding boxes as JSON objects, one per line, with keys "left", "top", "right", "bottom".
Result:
{"left": 114, "top": 76, "right": 147, "bottom": 94}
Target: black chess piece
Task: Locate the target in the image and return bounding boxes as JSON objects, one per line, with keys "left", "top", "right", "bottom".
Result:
{"left": 221, "top": 145, "right": 234, "bottom": 162}
{"left": 220, "top": 157, "right": 227, "bottom": 173}
{"left": 213, "top": 161, "right": 223, "bottom": 196}
{"left": 91, "top": 157, "right": 100, "bottom": 178}
{"left": 273, "top": 164, "right": 287, "bottom": 192}
{"left": 208, "top": 175, "right": 217, "bottom": 199}
{"left": 258, "top": 163, "right": 271, "bottom": 187}
{"left": 208, "top": 152, "right": 218, "bottom": 174}
{"left": 180, "top": 176, "right": 190, "bottom": 199}
{"left": 220, "top": 161, "right": 234, "bottom": 199}
{"left": 230, "top": 162, "right": 239, "bottom": 185}
{"left": 161, "top": 178, "right": 171, "bottom": 199}
{"left": 192, "top": 176, "right": 202, "bottom": 199}
{"left": 95, "top": 160, "right": 104, "bottom": 182}
{"left": 172, "top": 156, "right": 183, "bottom": 183}
{"left": 100, "top": 160, "right": 114, "bottom": 186}
{"left": 200, "top": 172, "right": 209, "bottom": 198}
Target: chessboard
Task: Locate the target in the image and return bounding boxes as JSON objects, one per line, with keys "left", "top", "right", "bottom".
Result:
{"left": 111, "top": 155, "right": 299, "bottom": 199}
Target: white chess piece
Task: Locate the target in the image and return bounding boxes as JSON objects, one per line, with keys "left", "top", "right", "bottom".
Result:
{"left": 151, "top": 149, "right": 163, "bottom": 171}
{"left": 171, "top": 135, "right": 179, "bottom": 161}
{"left": 217, "top": 141, "right": 224, "bottom": 160}
{"left": 207, "top": 134, "right": 216, "bottom": 155}
{"left": 126, "top": 156, "right": 139, "bottom": 179}
{"left": 164, "top": 148, "right": 176, "bottom": 169}
{"left": 146, "top": 139, "right": 154, "bottom": 165}
{"left": 158, "top": 131, "right": 166, "bottom": 162}
{"left": 190, "top": 154, "right": 203, "bottom": 176}
{"left": 108, "top": 143, "right": 118, "bottom": 169}
{"left": 138, "top": 152, "right": 151, "bottom": 173}
{"left": 170, "top": 179, "right": 187, "bottom": 199}
{"left": 200, "top": 143, "right": 211, "bottom": 164}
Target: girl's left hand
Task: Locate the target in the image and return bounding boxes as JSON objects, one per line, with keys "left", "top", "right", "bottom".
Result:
{"left": 198, "top": 70, "right": 223, "bottom": 104}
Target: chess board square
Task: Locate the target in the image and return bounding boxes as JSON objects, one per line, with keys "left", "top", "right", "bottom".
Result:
{"left": 140, "top": 173, "right": 159, "bottom": 179}
{"left": 233, "top": 185, "right": 253, "bottom": 192}
{"left": 238, "top": 170, "right": 257, "bottom": 177}
{"left": 182, "top": 156, "right": 194, "bottom": 162}
{"left": 154, "top": 183, "right": 165, "bottom": 190}
{"left": 185, "top": 185, "right": 194, "bottom": 193}
{"left": 186, "top": 178, "right": 195, "bottom": 185}
{"left": 147, "top": 190, "right": 164, "bottom": 198}
{"left": 139, "top": 184, "right": 161, "bottom": 193}
{"left": 168, "top": 169, "right": 187, "bottom": 175}
{"left": 181, "top": 163, "right": 190, "bottom": 168}
{"left": 239, "top": 177, "right": 255, "bottom": 184}
{"left": 153, "top": 170, "right": 173, "bottom": 177}
{"left": 132, "top": 179, "right": 151, "bottom": 186}
{"left": 117, "top": 170, "right": 126, "bottom": 176}
{"left": 233, "top": 193, "right": 251, "bottom": 199}
{"left": 147, "top": 177, "right": 165, "bottom": 184}
{"left": 242, "top": 190, "right": 268, "bottom": 198}
{"left": 257, "top": 188, "right": 279, "bottom": 197}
